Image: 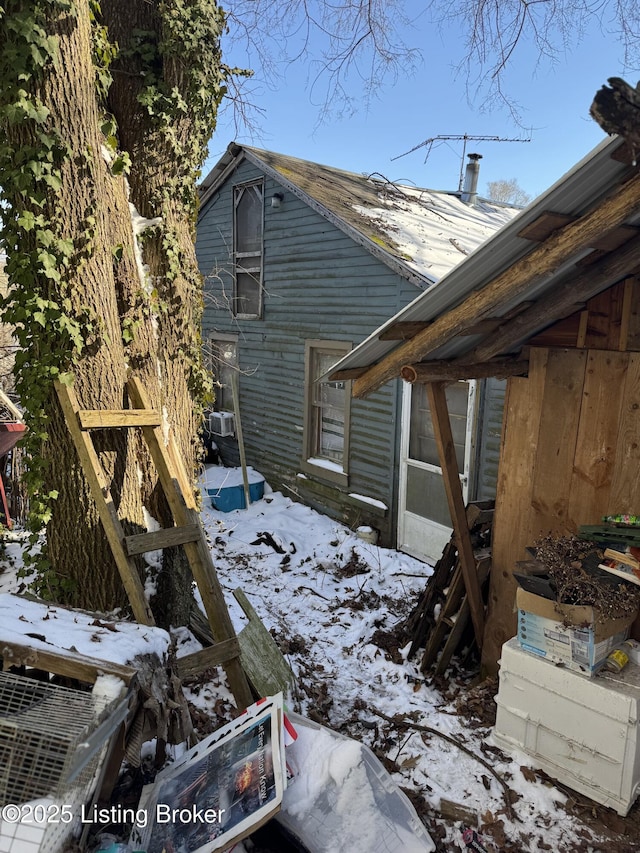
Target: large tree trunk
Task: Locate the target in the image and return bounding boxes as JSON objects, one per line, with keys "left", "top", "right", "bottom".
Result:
{"left": 0, "top": 0, "right": 222, "bottom": 624}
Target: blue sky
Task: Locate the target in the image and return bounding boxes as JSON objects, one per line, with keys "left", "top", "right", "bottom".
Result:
{"left": 204, "top": 2, "right": 637, "bottom": 202}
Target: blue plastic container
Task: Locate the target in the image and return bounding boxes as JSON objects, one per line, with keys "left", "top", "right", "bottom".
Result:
{"left": 205, "top": 466, "right": 265, "bottom": 512}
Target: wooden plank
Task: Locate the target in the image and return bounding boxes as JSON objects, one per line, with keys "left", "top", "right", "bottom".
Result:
{"left": 591, "top": 225, "right": 640, "bottom": 252}
{"left": 234, "top": 588, "right": 295, "bottom": 697}
{"left": 528, "top": 348, "right": 586, "bottom": 538}
{"left": 582, "top": 287, "right": 619, "bottom": 349}
{"left": 400, "top": 356, "right": 528, "bottom": 383}
{"left": 434, "top": 596, "right": 471, "bottom": 676}
{"left": 608, "top": 352, "right": 640, "bottom": 513}
{"left": 625, "top": 276, "right": 640, "bottom": 350}
{"left": 434, "top": 555, "right": 491, "bottom": 675}
{"left": 353, "top": 171, "right": 640, "bottom": 398}
{"left": 0, "top": 640, "right": 137, "bottom": 685}
{"left": 517, "top": 212, "right": 576, "bottom": 242}
{"left": 78, "top": 410, "right": 162, "bottom": 429}
{"left": 174, "top": 638, "right": 242, "bottom": 680}
{"left": 465, "top": 231, "right": 640, "bottom": 364}
{"left": 482, "top": 348, "right": 548, "bottom": 672}
{"left": 568, "top": 350, "right": 628, "bottom": 527}
{"left": 126, "top": 378, "right": 253, "bottom": 710}
{"left": 326, "top": 366, "right": 368, "bottom": 382}
{"left": 407, "top": 539, "right": 457, "bottom": 658}
{"left": 425, "top": 382, "right": 484, "bottom": 648}
{"left": 619, "top": 278, "right": 633, "bottom": 351}
{"left": 54, "top": 383, "right": 155, "bottom": 626}
{"left": 125, "top": 524, "right": 202, "bottom": 556}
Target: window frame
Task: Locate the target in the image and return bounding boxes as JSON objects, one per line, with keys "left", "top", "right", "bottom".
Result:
{"left": 302, "top": 339, "right": 352, "bottom": 487}
{"left": 207, "top": 334, "right": 238, "bottom": 413}
{"left": 233, "top": 180, "right": 264, "bottom": 319}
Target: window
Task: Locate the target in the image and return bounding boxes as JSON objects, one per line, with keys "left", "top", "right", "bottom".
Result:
{"left": 233, "top": 181, "right": 263, "bottom": 318}
{"left": 208, "top": 336, "right": 238, "bottom": 412}
{"left": 303, "top": 341, "right": 352, "bottom": 485}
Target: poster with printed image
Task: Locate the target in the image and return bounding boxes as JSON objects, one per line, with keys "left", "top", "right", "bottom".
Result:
{"left": 133, "top": 695, "right": 285, "bottom": 853}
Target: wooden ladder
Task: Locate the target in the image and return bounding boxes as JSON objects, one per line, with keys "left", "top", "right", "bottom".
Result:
{"left": 55, "top": 377, "right": 252, "bottom": 710}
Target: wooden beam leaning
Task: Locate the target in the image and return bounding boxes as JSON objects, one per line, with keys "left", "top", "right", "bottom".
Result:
{"left": 465, "top": 230, "right": 640, "bottom": 364}
{"left": 54, "top": 383, "right": 155, "bottom": 626}
{"left": 400, "top": 356, "right": 529, "bottom": 383}
{"left": 126, "top": 378, "right": 253, "bottom": 710}
{"left": 352, "top": 168, "right": 640, "bottom": 398}
{"left": 1, "top": 640, "right": 137, "bottom": 685}
{"left": 425, "top": 382, "right": 485, "bottom": 648}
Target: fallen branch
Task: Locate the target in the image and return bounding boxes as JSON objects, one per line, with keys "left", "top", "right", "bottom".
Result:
{"left": 370, "top": 707, "right": 516, "bottom": 820}
{"left": 296, "top": 585, "right": 331, "bottom": 601}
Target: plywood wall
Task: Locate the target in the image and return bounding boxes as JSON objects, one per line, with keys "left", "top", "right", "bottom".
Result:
{"left": 483, "top": 345, "right": 640, "bottom": 669}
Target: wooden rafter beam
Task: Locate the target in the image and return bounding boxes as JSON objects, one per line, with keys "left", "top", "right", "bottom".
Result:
{"left": 351, "top": 166, "right": 640, "bottom": 398}
{"left": 463, "top": 230, "right": 640, "bottom": 363}
{"left": 400, "top": 356, "right": 529, "bottom": 383}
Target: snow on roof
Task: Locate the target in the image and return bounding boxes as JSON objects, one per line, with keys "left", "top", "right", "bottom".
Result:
{"left": 201, "top": 144, "right": 521, "bottom": 288}
{"left": 352, "top": 184, "right": 520, "bottom": 282}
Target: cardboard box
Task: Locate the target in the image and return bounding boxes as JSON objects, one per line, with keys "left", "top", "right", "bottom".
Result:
{"left": 516, "top": 587, "right": 637, "bottom": 676}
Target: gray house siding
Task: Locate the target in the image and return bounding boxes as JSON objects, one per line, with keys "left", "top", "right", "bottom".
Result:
{"left": 473, "top": 378, "right": 506, "bottom": 502}
{"left": 197, "top": 157, "right": 419, "bottom": 544}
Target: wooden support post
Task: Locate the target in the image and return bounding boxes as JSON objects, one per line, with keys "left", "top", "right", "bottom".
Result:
{"left": 425, "top": 381, "right": 485, "bottom": 648}
{"left": 231, "top": 372, "right": 251, "bottom": 509}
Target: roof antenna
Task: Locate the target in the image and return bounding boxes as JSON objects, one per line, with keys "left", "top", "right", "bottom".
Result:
{"left": 392, "top": 133, "right": 531, "bottom": 191}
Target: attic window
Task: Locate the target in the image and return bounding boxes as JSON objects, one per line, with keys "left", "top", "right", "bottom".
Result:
{"left": 233, "top": 180, "right": 264, "bottom": 318}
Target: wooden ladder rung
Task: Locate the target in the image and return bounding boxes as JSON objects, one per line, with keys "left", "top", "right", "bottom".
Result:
{"left": 125, "top": 524, "right": 202, "bottom": 556}
{"left": 174, "top": 639, "right": 242, "bottom": 680}
{"left": 78, "top": 410, "right": 162, "bottom": 430}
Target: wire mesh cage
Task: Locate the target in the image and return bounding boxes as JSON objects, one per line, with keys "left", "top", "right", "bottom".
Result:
{"left": 0, "top": 670, "right": 126, "bottom": 853}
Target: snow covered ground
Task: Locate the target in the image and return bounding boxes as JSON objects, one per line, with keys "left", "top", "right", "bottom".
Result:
{"left": 192, "top": 469, "right": 625, "bottom": 852}
{"left": 0, "top": 468, "right": 633, "bottom": 852}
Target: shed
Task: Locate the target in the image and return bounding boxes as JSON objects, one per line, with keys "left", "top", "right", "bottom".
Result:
{"left": 329, "top": 133, "right": 640, "bottom": 668}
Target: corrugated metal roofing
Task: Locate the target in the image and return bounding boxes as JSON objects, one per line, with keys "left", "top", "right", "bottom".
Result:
{"left": 330, "top": 134, "right": 639, "bottom": 376}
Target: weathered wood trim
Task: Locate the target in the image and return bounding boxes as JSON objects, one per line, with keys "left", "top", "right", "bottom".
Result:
{"left": 1, "top": 640, "right": 137, "bottom": 685}
{"left": 400, "top": 357, "right": 528, "bottom": 383}
{"left": 464, "top": 231, "right": 640, "bottom": 363}
{"left": 425, "top": 382, "right": 484, "bottom": 648}
{"left": 352, "top": 167, "right": 640, "bottom": 398}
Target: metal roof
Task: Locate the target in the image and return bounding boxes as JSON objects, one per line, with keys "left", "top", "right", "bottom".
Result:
{"left": 329, "top": 134, "right": 640, "bottom": 380}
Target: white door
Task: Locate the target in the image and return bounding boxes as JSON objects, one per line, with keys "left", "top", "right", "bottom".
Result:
{"left": 398, "top": 380, "right": 477, "bottom": 564}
